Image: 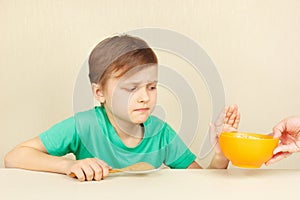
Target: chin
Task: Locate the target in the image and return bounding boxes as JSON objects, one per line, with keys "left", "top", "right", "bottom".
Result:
{"left": 132, "top": 116, "right": 149, "bottom": 124}
{"left": 130, "top": 111, "right": 151, "bottom": 124}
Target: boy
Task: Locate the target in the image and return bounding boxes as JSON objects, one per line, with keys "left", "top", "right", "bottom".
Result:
{"left": 5, "top": 35, "right": 240, "bottom": 181}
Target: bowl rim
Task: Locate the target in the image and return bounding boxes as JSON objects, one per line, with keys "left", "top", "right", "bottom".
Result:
{"left": 220, "top": 132, "right": 279, "bottom": 141}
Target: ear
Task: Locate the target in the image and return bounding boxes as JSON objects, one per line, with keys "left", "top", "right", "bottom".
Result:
{"left": 92, "top": 83, "right": 105, "bottom": 104}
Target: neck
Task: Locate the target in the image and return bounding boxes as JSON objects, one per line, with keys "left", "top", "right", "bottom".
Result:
{"left": 106, "top": 111, "right": 144, "bottom": 148}
{"left": 114, "top": 120, "right": 144, "bottom": 139}
{"left": 104, "top": 107, "right": 144, "bottom": 139}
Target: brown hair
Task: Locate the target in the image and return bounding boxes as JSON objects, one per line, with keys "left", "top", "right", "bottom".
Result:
{"left": 88, "top": 35, "right": 158, "bottom": 87}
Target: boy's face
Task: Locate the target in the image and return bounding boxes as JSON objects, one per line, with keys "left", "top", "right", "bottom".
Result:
{"left": 101, "top": 64, "right": 158, "bottom": 126}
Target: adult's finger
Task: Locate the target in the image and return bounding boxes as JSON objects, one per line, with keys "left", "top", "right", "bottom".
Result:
{"left": 273, "top": 143, "right": 300, "bottom": 154}
{"left": 265, "top": 152, "right": 291, "bottom": 165}
{"left": 272, "top": 120, "right": 285, "bottom": 138}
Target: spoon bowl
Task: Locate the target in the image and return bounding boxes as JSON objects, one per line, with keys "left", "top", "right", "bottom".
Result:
{"left": 109, "top": 162, "right": 155, "bottom": 173}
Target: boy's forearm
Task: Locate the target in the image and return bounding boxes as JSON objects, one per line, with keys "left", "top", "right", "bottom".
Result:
{"left": 4, "top": 146, "right": 72, "bottom": 174}
{"left": 207, "top": 153, "right": 229, "bottom": 169}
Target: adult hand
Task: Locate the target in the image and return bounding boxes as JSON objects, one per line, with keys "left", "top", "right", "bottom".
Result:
{"left": 266, "top": 116, "right": 300, "bottom": 165}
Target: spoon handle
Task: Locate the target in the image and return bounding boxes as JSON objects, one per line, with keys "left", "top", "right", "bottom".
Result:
{"left": 69, "top": 168, "right": 122, "bottom": 178}
{"left": 69, "top": 172, "right": 76, "bottom": 178}
{"left": 109, "top": 169, "right": 123, "bottom": 173}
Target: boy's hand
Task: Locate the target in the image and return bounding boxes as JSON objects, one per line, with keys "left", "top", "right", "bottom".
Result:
{"left": 67, "top": 158, "right": 111, "bottom": 181}
{"left": 210, "top": 105, "right": 240, "bottom": 153}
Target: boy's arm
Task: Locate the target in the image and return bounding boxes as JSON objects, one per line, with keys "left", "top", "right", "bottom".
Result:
{"left": 207, "top": 153, "right": 229, "bottom": 169}
{"left": 188, "top": 105, "right": 239, "bottom": 169}
{"left": 4, "top": 136, "right": 73, "bottom": 174}
{"left": 206, "top": 105, "right": 239, "bottom": 169}
{"left": 5, "top": 137, "right": 111, "bottom": 181}
{"left": 187, "top": 153, "right": 229, "bottom": 169}
{"left": 187, "top": 161, "right": 202, "bottom": 169}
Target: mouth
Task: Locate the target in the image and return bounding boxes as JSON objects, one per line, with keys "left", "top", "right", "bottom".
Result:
{"left": 134, "top": 108, "right": 150, "bottom": 112}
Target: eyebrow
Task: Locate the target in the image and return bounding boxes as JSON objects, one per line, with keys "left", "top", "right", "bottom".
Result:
{"left": 123, "top": 80, "right": 158, "bottom": 85}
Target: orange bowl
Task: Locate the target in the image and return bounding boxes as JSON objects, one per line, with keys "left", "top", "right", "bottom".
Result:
{"left": 219, "top": 132, "right": 279, "bottom": 168}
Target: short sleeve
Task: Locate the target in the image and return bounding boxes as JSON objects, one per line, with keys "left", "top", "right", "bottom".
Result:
{"left": 163, "top": 125, "right": 196, "bottom": 168}
{"left": 39, "top": 117, "right": 78, "bottom": 156}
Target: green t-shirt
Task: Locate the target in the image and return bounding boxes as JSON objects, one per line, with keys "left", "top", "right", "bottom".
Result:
{"left": 39, "top": 107, "right": 196, "bottom": 169}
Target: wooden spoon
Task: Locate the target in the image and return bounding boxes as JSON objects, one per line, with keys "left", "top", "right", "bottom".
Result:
{"left": 109, "top": 162, "right": 155, "bottom": 173}
{"left": 69, "top": 162, "right": 155, "bottom": 178}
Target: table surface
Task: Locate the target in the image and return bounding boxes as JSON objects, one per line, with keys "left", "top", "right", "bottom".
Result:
{"left": 1, "top": 168, "right": 299, "bottom": 200}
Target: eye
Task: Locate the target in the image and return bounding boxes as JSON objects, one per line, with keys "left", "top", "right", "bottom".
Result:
{"left": 148, "top": 84, "right": 157, "bottom": 90}
{"left": 130, "top": 87, "right": 137, "bottom": 91}
{"left": 125, "top": 86, "right": 137, "bottom": 92}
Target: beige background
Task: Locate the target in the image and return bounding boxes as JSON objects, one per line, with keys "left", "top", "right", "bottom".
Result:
{"left": 1, "top": 0, "right": 300, "bottom": 169}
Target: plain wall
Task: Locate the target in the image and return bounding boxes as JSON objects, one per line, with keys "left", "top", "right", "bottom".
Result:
{"left": 1, "top": 0, "right": 300, "bottom": 169}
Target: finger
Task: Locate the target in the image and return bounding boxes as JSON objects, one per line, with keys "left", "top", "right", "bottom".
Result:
{"left": 267, "top": 132, "right": 273, "bottom": 136}
{"left": 227, "top": 114, "right": 237, "bottom": 126}
{"left": 232, "top": 111, "right": 240, "bottom": 129}
{"left": 89, "top": 162, "right": 103, "bottom": 181}
{"left": 231, "top": 106, "right": 239, "bottom": 127}
{"left": 272, "top": 128, "right": 283, "bottom": 139}
{"left": 214, "top": 107, "right": 227, "bottom": 127}
{"left": 81, "top": 165, "right": 94, "bottom": 181}
{"left": 265, "top": 152, "right": 291, "bottom": 165}
{"left": 95, "top": 159, "right": 111, "bottom": 178}
{"left": 273, "top": 143, "right": 300, "bottom": 154}
{"left": 72, "top": 169, "right": 86, "bottom": 182}
{"left": 224, "top": 106, "right": 233, "bottom": 124}
{"left": 226, "top": 105, "right": 237, "bottom": 116}
{"left": 209, "top": 123, "right": 218, "bottom": 145}
{"left": 272, "top": 120, "right": 286, "bottom": 138}
{"left": 225, "top": 105, "right": 238, "bottom": 125}
{"left": 95, "top": 158, "right": 110, "bottom": 168}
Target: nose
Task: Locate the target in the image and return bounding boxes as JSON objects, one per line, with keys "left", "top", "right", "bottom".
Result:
{"left": 137, "top": 87, "right": 150, "bottom": 103}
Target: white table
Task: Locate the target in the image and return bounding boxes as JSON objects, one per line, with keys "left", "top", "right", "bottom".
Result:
{"left": 1, "top": 168, "right": 299, "bottom": 200}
